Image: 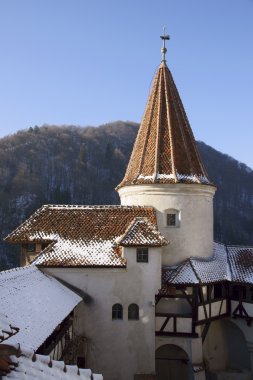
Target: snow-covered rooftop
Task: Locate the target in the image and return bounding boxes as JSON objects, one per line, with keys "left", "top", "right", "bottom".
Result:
{"left": 0, "top": 265, "right": 81, "bottom": 350}
{"left": 5, "top": 205, "right": 166, "bottom": 267}
{"left": 0, "top": 313, "right": 19, "bottom": 343}
{"left": 116, "top": 217, "right": 168, "bottom": 247}
{"left": 161, "top": 242, "right": 253, "bottom": 289}
{"left": 0, "top": 345, "right": 103, "bottom": 380}
{"left": 227, "top": 245, "right": 253, "bottom": 284}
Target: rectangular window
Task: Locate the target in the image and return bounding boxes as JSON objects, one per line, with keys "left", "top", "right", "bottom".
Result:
{"left": 167, "top": 213, "right": 176, "bottom": 226}
{"left": 136, "top": 248, "right": 148, "bottom": 263}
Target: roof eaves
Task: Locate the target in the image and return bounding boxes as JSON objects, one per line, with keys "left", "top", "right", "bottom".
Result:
{"left": 4, "top": 205, "right": 49, "bottom": 243}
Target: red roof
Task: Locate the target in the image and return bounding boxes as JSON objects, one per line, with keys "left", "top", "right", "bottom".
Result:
{"left": 5, "top": 205, "right": 167, "bottom": 267}
{"left": 117, "top": 61, "right": 212, "bottom": 189}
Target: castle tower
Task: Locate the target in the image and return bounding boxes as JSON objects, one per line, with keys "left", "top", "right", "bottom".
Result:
{"left": 117, "top": 34, "right": 216, "bottom": 265}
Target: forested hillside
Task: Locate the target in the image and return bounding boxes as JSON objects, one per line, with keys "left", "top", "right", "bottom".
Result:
{"left": 0, "top": 122, "right": 252, "bottom": 269}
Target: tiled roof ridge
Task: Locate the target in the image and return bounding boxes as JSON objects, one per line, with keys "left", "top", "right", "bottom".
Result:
{"left": 5, "top": 205, "right": 156, "bottom": 243}
{"left": 115, "top": 216, "right": 168, "bottom": 247}
{"left": 41, "top": 204, "right": 155, "bottom": 210}
{"left": 0, "top": 264, "right": 37, "bottom": 280}
{"left": 30, "top": 241, "right": 57, "bottom": 266}
{"left": 169, "top": 259, "right": 194, "bottom": 283}
{"left": 115, "top": 217, "right": 150, "bottom": 244}
{"left": 189, "top": 259, "right": 202, "bottom": 283}
{"left": 224, "top": 244, "right": 233, "bottom": 282}
{"left": 225, "top": 243, "right": 253, "bottom": 249}
{"left": 117, "top": 62, "right": 213, "bottom": 189}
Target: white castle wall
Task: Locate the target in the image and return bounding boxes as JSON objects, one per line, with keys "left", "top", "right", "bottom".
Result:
{"left": 118, "top": 183, "right": 216, "bottom": 265}
{"left": 43, "top": 246, "right": 162, "bottom": 380}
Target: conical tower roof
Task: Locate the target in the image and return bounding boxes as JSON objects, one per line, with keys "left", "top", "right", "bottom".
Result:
{"left": 117, "top": 57, "right": 213, "bottom": 190}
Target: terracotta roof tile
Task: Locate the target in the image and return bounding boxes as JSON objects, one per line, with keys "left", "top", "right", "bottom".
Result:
{"left": 116, "top": 217, "right": 168, "bottom": 247}
{"left": 5, "top": 205, "right": 163, "bottom": 267}
{"left": 117, "top": 62, "right": 213, "bottom": 189}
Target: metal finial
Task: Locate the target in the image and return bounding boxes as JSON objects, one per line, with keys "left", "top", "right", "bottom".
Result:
{"left": 160, "top": 27, "right": 170, "bottom": 62}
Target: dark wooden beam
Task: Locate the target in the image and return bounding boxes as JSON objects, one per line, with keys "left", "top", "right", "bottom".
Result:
{"left": 195, "top": 313, "right": 230, "bottom": 326}
{"left": 155, "top": 331, "right": 198, "bottom": 338}
{"left": 156, "top": 312, "right": 192, "bottom": 318}
{"left": 159, "top": 317, "right": 171, "bottom": 332}
{"left": 201, "top": 322, "right": 211, "bottom": 343}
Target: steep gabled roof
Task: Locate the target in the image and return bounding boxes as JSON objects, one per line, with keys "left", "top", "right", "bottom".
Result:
{"left": 117, "top": 61, "right": 212, "bottom": 189}
{"left": 5, "top": 205, "right": 165, "bottom": 267}
{"left": 0, "top": 265, "right": 81, "bottom": 350}
{"left": 116, "top": 217, "right": 168, "bottom": 247}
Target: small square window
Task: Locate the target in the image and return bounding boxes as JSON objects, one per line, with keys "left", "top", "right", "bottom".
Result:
{"left": 167, "top": 213, "right": 176, "bottom": 226}
{"left": 136, "top": 248, "right": 148, "bottom": 263}
{"left": 26, "top": 243, "right": 36, "bottom": 252}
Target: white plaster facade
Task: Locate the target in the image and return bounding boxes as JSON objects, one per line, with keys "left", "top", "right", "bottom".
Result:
{"left": 43, "top": 246, "right": 162, "bottom": 380}
{"left": 118, "top": 183, "right": 216, "bottom": 265}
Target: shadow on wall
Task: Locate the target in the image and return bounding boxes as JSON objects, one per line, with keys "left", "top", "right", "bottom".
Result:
{"left": 203, "top": 319, "right": 251, "bottom": 379}
{"left": 155, "top": 344, "right": 194, "bottom": 380}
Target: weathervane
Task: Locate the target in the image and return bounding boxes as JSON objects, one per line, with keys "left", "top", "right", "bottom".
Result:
{"left": 160, "top": 27, "right": 170, "bottom": 62}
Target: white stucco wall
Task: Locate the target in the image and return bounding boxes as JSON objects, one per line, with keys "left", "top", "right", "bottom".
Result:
{"left": 42, "top": 246, "right": 161, "bottom": 380}
{"left": 118, "top": 183, "right": 216, "bottom": 265}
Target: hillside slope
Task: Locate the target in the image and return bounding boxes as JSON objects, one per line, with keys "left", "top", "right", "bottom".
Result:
{"left": 0, "top": 122, "right": 252, "bottom": 269}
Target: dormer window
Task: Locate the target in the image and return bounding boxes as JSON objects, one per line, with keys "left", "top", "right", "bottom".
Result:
{"left": 136, "top": 248, "right": 148, "bottom": 263}
{"left": 164, "top": 208, "right": 180, "bottom": 227}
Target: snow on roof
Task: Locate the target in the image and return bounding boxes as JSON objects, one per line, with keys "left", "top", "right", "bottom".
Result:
{"left": 161, "top": 242, "right": 253, "bottom": 288}
{"left": 0, "top": 313, "right": 19, "bottom": 343}
{"left": 161, "top": 242, "right": 229, "bottom": 287}
{"left": 5, "top": 205, "right": 165, "bottom": 267}
{"left": 33, "top": 237, "right": 125, "bottom": 267}
{"left": 160, "top": 243, "right": 238, "bottom": 286}
{"left": 116, "top": 217, "right": 168, "bottom": 247}
{"left": 1, "top": 345, "right": 103, "bottom": 380}
{"left": 0, "top": 265, "right": 81, "bottom": 350}
{"left": 117, "top": 62, "right": 213, "bottom": 190}
{"left": 190, "top": 242, "right": 229, "bottom": 284}
{"left": 227, "top": 245, "right": 253, "bottom": 284}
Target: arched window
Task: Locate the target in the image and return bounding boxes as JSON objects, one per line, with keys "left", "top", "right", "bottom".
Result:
{"left": 112, "top": 303, "right": 123, "bottom": 320}
{"left": 128, "top": 304, "right": 139, "bottom": 320}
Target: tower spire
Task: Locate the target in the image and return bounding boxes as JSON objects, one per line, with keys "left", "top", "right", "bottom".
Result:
{"left": 116, "top": 34, "right": 213, "bottom": 190}
{"left": 160, "top": 27, "right": 170, "bottom": 63}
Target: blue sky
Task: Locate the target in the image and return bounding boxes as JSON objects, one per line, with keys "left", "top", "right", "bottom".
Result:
{"left": 0, "top": 0, "right": 253, "bottom": 168}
